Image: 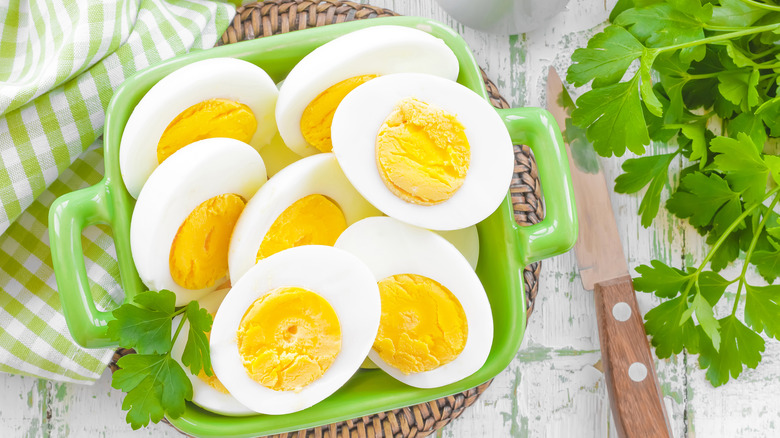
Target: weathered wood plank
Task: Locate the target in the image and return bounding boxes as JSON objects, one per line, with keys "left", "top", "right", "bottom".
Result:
{"left": 0, "top": 375, "right": 45, "bottom": 437}
{"left": 45, "top": 370, "right": 179, "bottom": 437}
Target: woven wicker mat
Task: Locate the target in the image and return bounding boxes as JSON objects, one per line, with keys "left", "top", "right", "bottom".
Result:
{"left": 110, "top": 1, "right": 545, "bottom": 437}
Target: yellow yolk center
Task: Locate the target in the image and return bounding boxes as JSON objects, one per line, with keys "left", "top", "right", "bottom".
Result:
{"left": 157, "top": 98, "right": 257, "bottom": 163}
{"left": 373, "top": 274, "right": 467, "bottom": 374}
{"left": 169, "top": 194, "right": 246, "bottom": 290}
{"left": 237, "top": 287, "right": 342, "bottom": 391}
{"left": 375, "top": 97, "right": 470, "bottom": 205}
{"left": 300, "top": 75, "right": 378, "bottom": 152}
{"left": 256, "top": 194, "right": 347, "bottom": 261}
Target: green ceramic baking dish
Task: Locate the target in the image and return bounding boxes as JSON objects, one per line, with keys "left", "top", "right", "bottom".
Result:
{"left": 49, "top": 16, "right": 577, "bottom": 438}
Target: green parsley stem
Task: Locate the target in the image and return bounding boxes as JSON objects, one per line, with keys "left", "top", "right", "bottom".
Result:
{"left": 658, "top": 23, "right": 780, "bottom": 55}
{"left": 686, "top": 72, "right": 721, "bottom": 80}
{"left": 702, "top": 188, "right": 779, "bottom": 270}
{"left": 171, "top": 312, "right": 187, "bottom": 345}
{"left": 731, "top": 192, "right": 780, "bottom": 315}
{"left": 751, "top": 47, "right": 780, "bottom": 59}
{"left": 703, "top": 25, "right": 756, "bottom": 32}
{"left": 680, "top": 187, "right": 780, "bottom": 299}
{"left": 737, "top": 0, "right": 780, "bottom": 11}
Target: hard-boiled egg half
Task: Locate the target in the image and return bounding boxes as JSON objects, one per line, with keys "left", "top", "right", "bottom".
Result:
{"left": 131, "top": 138, "right": 267, "bottom": 306}
{"left": 171, "top": 288, "right": 253, "bottom": 416}
{"left": 211, "top": 245, "right": 381, "bottom": 414}
{"left": 331, "top": 73, "right": 514, "bottom": 230}
{"left": 335, "top": 217, "right": 493, "bottom": 388}
{"left": 120, "top": 58, "right": 278, "bottom": 198}
{"left": 436, "top": 226, "right": 479, "bottom": 270}
{"left": 228, "top": 152, "right": 380, "bottom": 284}
{"left": 276, "top": 25, "right": 459, "bottom": 157}
{"left": 259, "top": 133, "right": 303, "bottom": 178}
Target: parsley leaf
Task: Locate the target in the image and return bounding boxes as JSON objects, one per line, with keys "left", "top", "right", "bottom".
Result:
{"left": 727, "top": 112, "right": 768, "bottom": 148}
{"left": 679, "top": 121, "right": 707, "bottom": 164}
{"left": 181, "top": 301, "right": 213, "bottom": 376}
{"left": 744, "top": 284, "right": 780, "bottom": 339}
{"left": 752, "top": 250, "right": 780, "bottom": 283}
{"left": 717, "top": 69, "right": 761, "bottom": 112}
{"left": 697, "top": 316, "right": 764, "bottom": 386}
{"left": 572, "top": 73, "right": 650, "bottom": 157}
{"left": 644, "top": 294, "right": 701, "bottom": 357}
{"left": 666, "top": 172, "right": 742, "bottom": 234}
{"left": 614, "top": 1, "right": 708, "bottom": 64}
{"left": 756, "top": 97, "right": 780, "bottom": 136}
{"left": 614, "top": 152, "right": 677, "bottom": 227}
{"left": 634, "top": 260, "right": 690, "bottom": 299}
{"left": 711, "top": 133, "right": 769, "bottom": 206}
{"left": 687, "top": 292, "right": 721, "bottom": 350}
{"left": 698, "top": 271, "right": 730, "bottom": 305}
{"left": 567, "top": 26, "right": 646, "bottom": 88}
{"left": 109, "top": 290, "right": 213, "bottom": 429}
{"left": 707, "top": 231, "right": 742, "bottom": 272}
{"left": 709, "top": 0, "right": 769, "bottom": 27}
{"left": 107, "top": 290, "right": 176, "bottom": 355}
{"left": 112, "top": 354, "right": 192, "bottom": 430}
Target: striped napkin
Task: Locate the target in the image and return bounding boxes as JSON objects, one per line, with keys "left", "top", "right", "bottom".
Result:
{"left": 0, "top": 0, "right": 235, "bottom": 384}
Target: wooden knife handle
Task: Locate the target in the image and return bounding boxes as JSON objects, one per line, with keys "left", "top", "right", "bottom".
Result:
{"left": 593, "top": 275, "right": 672, "bottom": 438}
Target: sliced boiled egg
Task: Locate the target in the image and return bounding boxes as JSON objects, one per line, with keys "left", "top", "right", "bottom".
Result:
{"left": 210, "top": 245, "right": 380, "bottom": 415}
{"left": 228, "top": 153, "right": 380, "bottom": 284}
{"left": 436, "top": 226, "right": 479, "bottom": 270}
{"left": 170, "top": 288, "right": 253, "bottom": 416}
{"left": 331, "top": 73, "right": 514, "bottom": 230}
{"left": 334, "top": 216, "right": 493, "bottom": 388}
{"left": 120, "top": 58, "right": 278, "bottom": 198}
{"left": 276, "top": 25, "right": 459, "bottom": 157}
{"left": 258, "top": 133, "right": 302, "bottom": 178}
{"left": 130, "top": 138, "right": 267, "bottom": 306}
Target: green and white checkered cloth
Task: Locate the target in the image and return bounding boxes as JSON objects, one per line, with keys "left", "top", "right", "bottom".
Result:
{"left": 0, "top": 0, "right": 236, "bottom": 383}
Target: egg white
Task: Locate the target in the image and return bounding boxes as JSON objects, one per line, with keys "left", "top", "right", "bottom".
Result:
{"left": 331, "top": 72, "right": 515, "bottom": 231}
{"left": 170, "top": 288, "right": 254, "bottom": 416}
{"left": 276, "top": 25, "right": 459, "bottom": 157}
{"left": 210, "top": 245, "right": 381, "bottom": 415}
{"left": 130, "top": 138, "right": 267, "bottom": 306}
{"left": 228, "top": 152, "right": 380, "bottom": 284}
{"left": 436, "top": 225, "right": 479, "bottom": 270}
{"left": 120, "top": 57, "right": 278, "bottom": 198}
{"left": 258, "top": 132, "right": 302, "bottom": 178}
{"left": 334, "top": 217, "right": 493, "bottom": 389}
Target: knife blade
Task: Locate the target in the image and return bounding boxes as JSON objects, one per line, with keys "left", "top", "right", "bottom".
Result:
{"left": 546, "top": 67, "right": 673, "bottom": 438}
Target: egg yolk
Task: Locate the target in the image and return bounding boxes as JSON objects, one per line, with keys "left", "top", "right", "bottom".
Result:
{"left": 237, "top": 287, "right": 341, "bottom": 391}
{"left": 157, "top": 98, "right": 257, "bottom": 163}
{"left": 256, "top": 194, "right": 347, "bottom": 261}
{"left": 169, "top": 194, "right": 246, "bottom": 290}
{"left": 375, "top": 97, "right": 470, "bottom": 205}
{"left": 300, "top": 75, "right": 378, "bottom": 152}
{"left": 373, "top": 274, "right": 467, "bottom": 374}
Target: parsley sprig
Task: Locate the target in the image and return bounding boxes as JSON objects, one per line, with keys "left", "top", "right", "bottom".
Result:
{"left": 567, "top": 0, "right": 780, "bottom": 386}
{"left": 107, "top": 290, "right": 213, "bottom": 429}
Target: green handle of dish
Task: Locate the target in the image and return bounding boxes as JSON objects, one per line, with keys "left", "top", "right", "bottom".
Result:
{"left": 49, "top": 180, "right": 116, "bottom": 348}
{"left": 498, "top": 107, "right": 578, "bottom": 266}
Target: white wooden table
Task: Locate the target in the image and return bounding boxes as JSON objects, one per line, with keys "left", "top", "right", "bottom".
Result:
{"left": 2, "top": 1, "right": 780, "bottom": 436}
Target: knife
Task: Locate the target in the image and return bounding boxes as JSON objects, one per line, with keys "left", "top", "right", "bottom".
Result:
{"left": 546, "top": 67, "right": 673, "bottom": 438}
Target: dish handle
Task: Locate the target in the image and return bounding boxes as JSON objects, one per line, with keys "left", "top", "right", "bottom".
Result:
{"left": 49, "top": 180, "right": 126, "bottom": 347}
{"left": 498, "top": 107, "right": 578, "bottom": 266}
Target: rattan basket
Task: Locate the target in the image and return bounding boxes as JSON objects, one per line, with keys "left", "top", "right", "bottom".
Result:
{"left": 110, "top": 1, "right": 545, "bottom": 436}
